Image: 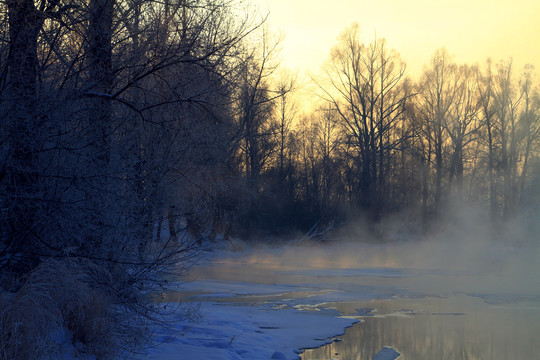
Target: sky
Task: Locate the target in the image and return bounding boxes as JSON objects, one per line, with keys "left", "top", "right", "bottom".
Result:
{"left": 252, "top": 0, "right": 540, "bottom": 78}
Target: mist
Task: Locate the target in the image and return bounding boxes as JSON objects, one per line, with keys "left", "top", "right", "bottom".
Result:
{"left": 215, "top": 202, "right": 540, "bottom": 300}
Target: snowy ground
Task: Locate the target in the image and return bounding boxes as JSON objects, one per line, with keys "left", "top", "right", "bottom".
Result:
{"left": 146, "top": 277, "right": 363, "bottom": 359}
{"left": 147, "top": 301, "right": 356, "bottom": 360}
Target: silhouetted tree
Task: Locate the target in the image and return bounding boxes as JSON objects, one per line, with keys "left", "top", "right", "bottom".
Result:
{"left": 416, "top": 48, "right": 456, "bottom": 213}
{"left": 318, "top": 24, "right": 411, "bottom": 219}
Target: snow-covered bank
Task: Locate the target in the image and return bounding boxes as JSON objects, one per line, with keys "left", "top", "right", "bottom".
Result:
{"left": 147, "top": 301, "right": 357, "bottom": 360}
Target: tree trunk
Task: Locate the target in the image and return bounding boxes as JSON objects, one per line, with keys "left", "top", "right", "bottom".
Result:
{"left": 84, "top": 0, "right": 114, "bottom": 255}
{"left": 2, "top": 0, "right": 44, "bottom": 272}
{"left": 88, "top": 0, "right": 114, "bottom": 165}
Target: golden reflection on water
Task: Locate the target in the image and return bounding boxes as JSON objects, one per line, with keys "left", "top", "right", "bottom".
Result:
{"left": 204, "top": 245, "right": 410, "bottom": 272}
{"left": 301, "top": 295, "right": 540, "bottom": 360}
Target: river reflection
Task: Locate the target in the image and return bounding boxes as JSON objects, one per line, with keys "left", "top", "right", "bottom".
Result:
{"left": 301, "top": 295, "right": 540, "bottom": 360}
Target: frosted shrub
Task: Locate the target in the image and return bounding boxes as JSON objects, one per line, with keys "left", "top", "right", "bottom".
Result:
{"left": 0, "top": 259, "right": 120, "bottom": 360}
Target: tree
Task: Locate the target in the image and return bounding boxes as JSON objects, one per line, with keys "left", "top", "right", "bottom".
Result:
{"left": 233, "top": 29, "right": 281, "bottom": 183}
{"left": 416, "top": 48, "right": 456, "bottom": 213}
{"left": 477, "top": 59, "right": 498, "bottom": 219}
{"left": 492, "top": 60, "right": 522, "bottom": 218}
{"left": 444, "top": 64, "right": 481, "bottom": 200}
{"left": 274, "top": 69, "right": 297, "bottom": 183}
{"left": 297, "top": 105, "right": 343, "bottom": 223}
{"left": 517, "top": 65, "right": 540, "bottom": 203}
{"left": 1, "top": 0, "right": 63, "bottom": 272}
{"left": 318, "top": 24, "right": 411, "bottom": 219}
{"left": 0, "top": 0, "right": 262, "bottom": 357}
{"left": 489, "top": 61, "right": 540, "bottom": 219}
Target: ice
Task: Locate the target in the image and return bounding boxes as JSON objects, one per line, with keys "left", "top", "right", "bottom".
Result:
{"left": 146, "top": 301, "right": 358, "bottom": 360}
{"left": 179, "top": 280, "right": 313, "bottom": 298}
{"left": 372, "top": 346, "right": 401, "bottom": 360}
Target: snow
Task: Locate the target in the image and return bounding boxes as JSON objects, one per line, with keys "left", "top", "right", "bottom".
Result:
{"left": 51, "top": 327, "right": 97, "bottom": 360}
{"left": 147, "top": 301, "right": 357, "bottom": 360}
{"left": 55, "top": 254, "right": 398, "bottom": 359}
{"left": 21, "top": 237, "right": 540, "bottom": 359}
{"left": 178, "top": 280, "right": 314, "bottom": 298}
{"left": 372, "top": 347, "right": 401, "bottom": 360}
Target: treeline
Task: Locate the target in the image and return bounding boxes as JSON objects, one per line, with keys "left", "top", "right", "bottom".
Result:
{"left": 0, "top": 0, "right": 274, "bottom": 358}
{"left": 0, "top": 0, "right": 538, "bottom": 355}
{"left": 230, "top": 24, "right": 540, "bottom": 237}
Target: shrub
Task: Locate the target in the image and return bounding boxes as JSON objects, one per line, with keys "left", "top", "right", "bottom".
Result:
{"left": 0, "top": 259, "right": 127, "bottom": 360}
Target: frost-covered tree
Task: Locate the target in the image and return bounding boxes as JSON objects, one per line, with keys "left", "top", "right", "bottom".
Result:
{"left": 0, "top": 0, "right": 260, "bottom": 357}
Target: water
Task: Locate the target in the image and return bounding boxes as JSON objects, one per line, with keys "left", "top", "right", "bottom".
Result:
{"left": 301, "top": 295, "right": 540, "bottom": 360}
{"left": 173, "top": 243, "right": 540, "bottom": 359}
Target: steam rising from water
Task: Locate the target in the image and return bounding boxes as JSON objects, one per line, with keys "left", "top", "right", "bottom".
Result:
{"left": 184, "top": 206, "right": 540, "bottom": 360}
{"left": 217, "top": 206, "right": 540, "bottom": 298}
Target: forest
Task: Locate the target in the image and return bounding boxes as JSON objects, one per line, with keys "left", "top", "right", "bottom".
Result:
{"left": 0, "top": 0, "right": 539, "bottom": 358}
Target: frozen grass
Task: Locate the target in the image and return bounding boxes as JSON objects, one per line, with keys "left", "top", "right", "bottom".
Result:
{"left": 0, "top": 259, "right": 117, "bottom": 360}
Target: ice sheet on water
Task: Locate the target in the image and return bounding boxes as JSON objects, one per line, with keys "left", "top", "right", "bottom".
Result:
{"left": 372, "top": 346, "right": 401, "bottom": 360}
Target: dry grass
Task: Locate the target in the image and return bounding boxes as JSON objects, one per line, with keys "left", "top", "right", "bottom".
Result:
{"left": 0, "top": 283, "right": 61, "bottom": 359}
{"left": 0, "top": 259, "right": 117, "bottom": 360}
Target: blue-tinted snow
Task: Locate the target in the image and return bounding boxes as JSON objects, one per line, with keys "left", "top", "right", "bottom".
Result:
{"left": 146, "top": 302, "right": 358, "bottom": 360}
{"left": 372, "top": 346, "right": 401, "bottom": 360}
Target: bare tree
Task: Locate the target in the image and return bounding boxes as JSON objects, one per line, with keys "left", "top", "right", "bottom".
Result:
{"left": 317, "top": 24, "right": 411, "bottom": 218}
{"left": 1, "top": 0, "right": 61, "bottom": 272}
{"left": 477, "top": 59, "right": 498, "bottom": 219}
{"left": 416, "top": 48, "right": 457, "bottom": 212}
{"left": 517, "top": 65, "right": 540, "bottom": 202}
{"left": 443, "top": 64, "right": 482, "bottom": 199}
{"left": 297, "top": 105, "right": 344, "bottom": 222}
{"left": 274, "top": 69, "right": 297, "bottom": 183}
{"left": 492, "top": 60, "right": 523, "bottom": 218}
{"left": 233, "top": 29, "right": 281, "bottom": 184}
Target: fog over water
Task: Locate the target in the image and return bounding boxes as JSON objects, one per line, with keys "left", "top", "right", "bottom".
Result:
{"left": 182, "top": 205, "right": 540, "bottom": 360}
{"left": 210, "top": 206, "right": 540, "bottom": 297}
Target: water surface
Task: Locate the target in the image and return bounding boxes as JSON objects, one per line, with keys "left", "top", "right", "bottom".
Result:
{"left": 301, "top": 295, "right": 540, "bottom": 360}
{"left": 169, "top": 244, "right": 540, "bottom": 359}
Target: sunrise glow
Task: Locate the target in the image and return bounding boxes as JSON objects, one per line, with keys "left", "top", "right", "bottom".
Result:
{"left": 254, "top": 0, "right": 540, "bottom": 77}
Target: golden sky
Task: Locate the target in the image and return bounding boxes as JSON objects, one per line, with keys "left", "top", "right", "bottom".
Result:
{"left": 253, "top": 0, "right": 540, "bottom": 78}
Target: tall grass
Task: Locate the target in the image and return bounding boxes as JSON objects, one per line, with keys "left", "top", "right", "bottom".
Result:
{"left": 0, "top": 259, "right": 127, "bottom": 359}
